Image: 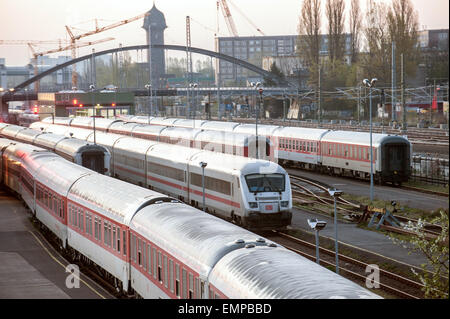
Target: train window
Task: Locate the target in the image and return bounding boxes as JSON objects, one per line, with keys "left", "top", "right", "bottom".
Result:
{"left": 131, "top": 233, "right": 135, "bottom": 262}
{"left": 148, "top": 245, "right": 151, "bottom": 274}
{"left": 164, "top": 255, "right": 168, "bottom": 288}
{"left": 169, "top": 259, "right": 174, "bottom": 293}
{"left": 176, "top": 264, "right": 180, "bottom": 297}
{"left": 158, "top": 252, "right": 162, "bottom": 282}
{"left": 209, "top": 288, "right": 214, "bottom": 299}
{"left": 117, "top": 229, "right": 120, "bottom": 252}
{"left": 189, "top": 273, "right": 194, "bottom": 299}
{"left": 367, "top": 149, "right": 370, "bottom": 160}
{"left": 123, "top": 230, "right": 126, "bottom": 256}
{"left": 345, "top": 145, "right": 348, "bottom": 157}
{"left": 296, "top": 140, "right": 299, "bottom": 151}
{"left": 138, "top": 239, "right": 142, "bottom": 266}
{"left": 195, "top": 278, "right": 200, "bottom": 299}
{"left": 80, "top": 211, "right": 84, "bottom": 232}
{"left": 104, "top": 222, "right": 108, "bottom": 246}
{"left": 94, "top": 218, "right": 98, "bottom": 239}
{"left": 153, "top": 248, "right": 157, "bottom": 279}
{"left": 113, "top": 227, "right": 116, "bottom": 250}
{"left": 182, "top": 269, "right": 187, "bottom": 299}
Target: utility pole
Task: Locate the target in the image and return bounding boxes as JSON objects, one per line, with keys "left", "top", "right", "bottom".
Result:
{"left": 318, "top": 65, "right": 321, "bottom": 126}
{"left": 358, "top": 86, "right": 361, "bottom": 124}
{"left": 392, "top": 41, "right": 396, "bottom": 124}
{"left": 401, "top": 54, "right": 407, "bottom": 133}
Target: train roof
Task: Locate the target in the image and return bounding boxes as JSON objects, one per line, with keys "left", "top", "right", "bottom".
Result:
{"left": 68, "top": 174, "right": 171, "bottom": 225}
{"left": 197, "top": 121, "right": 240, "bottom": 132}
{"left": 129, "top": 116, "right": 156, "bottom": 124}
{"left": 159, "top": 127, "right": 202, "bottom": 140}
{"left": 0, "top": 123, "right": 9, "bottom": 131}
{"left": 232, "top": 124, "right": 281, "bottom": 136}
{"left": 29, "top": 122, "right": 51, "bottom": 132}
{"left": 14, "top": 128, "right": 43, "bottom": 144}
{"left": 189, "top": 149, "right": 285, "bottom": 176}
{"left": 0, "top": 138, "right": 14, "bottom": 149}
{"left": 86, "top": 132, "right": 127, "bottom": 149}
{"left": 195, "top": 130, "right": 269, "bottom": 147}
{"left": 171, "top": 119, "right": 208, "bottom": 128}
{"left": 108, "top": 121, "right": 142, "bottom": 133}
{"left": 90, "top": 118, "right": 123, "bottom": 130}
{"left": 42, "top": 117, "right": 73, "bottom": 126}
{"left": 113, "top": 137, "right": 158, "bottom": 156}
{"left": 148, "top": 117, "right": 179, "bottom": 126}
{"left": 209, "top": 246, "right": 382, "bottom": 299}
{"left": 130, "top": 124, "right": 167, "bottom": 136}
{"left": 130, "top": 202, "right": 271, "bottom": 279}
{"left": 321, "top": 131, "right": 410, "bottom": 147}
{"left": 34, "top": 133, "right": 67, "bottom": 151}
{"left": 70, "top": 117, "right": 92, "bottom": 127}
{"left": 55, "top": 138, "right": 110, "bottom": 157}
{"left": 0, "top": 124, "right": 26, "bottom": 138}
{"left": 274, "top": 126, "right": 330, "bottom": 140}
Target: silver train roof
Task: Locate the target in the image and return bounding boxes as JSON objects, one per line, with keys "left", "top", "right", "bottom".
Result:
{"left": 208, "top": 246, "right": 382, "bottom": 299}
{"left": 68, "top": 174, "right": 171, "bottom": 225}
{"left": 130, "top": 202, "right": 272, "bottom": 279}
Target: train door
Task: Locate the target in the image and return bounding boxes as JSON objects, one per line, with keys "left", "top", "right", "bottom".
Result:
{"left": 383, "top": 143, "right": 409, "bottom": 177}
{"left": 82, "top": 152, "right": 105, "bottom": 174}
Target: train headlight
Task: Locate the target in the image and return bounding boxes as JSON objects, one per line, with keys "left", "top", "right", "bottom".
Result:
{"left": 281, "top": 201, "right": 289, "bottom": 208}
{"left": 249, "top": 202, "right": 258, "bottom": 208}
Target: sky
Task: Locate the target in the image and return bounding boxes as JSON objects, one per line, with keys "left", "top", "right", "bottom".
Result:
{"left": 0, "top": 0, "right": 448, "bottom": 66}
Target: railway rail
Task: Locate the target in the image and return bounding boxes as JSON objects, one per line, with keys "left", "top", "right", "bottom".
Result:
{"left": 267, "top": 230, "right": 425, "bottom": 299}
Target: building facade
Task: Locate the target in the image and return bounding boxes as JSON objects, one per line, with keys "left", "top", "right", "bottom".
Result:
{"left": 217, "top": 34, "right": 352, "bottom": 86}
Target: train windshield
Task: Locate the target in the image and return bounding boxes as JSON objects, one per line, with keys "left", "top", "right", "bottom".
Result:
{"left": 245, "top": 173, "right": 285, "bottom": 193}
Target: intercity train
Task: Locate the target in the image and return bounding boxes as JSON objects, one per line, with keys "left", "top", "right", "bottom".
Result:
{"left": 0, "top": 123, "right": 110, "bottom": 175}
{"left": 40, "top": 116, "right": 412, "bottom": 185}
{"left": 26, "top": 122, "right": 292, "bottom": 230}
{"left": 0, "top": 137, "right": 380, "bottom": 299}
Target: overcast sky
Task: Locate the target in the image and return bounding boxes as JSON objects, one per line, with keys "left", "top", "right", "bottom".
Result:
{"left": 0, "top": 0, "right": 448, "bottom": 66}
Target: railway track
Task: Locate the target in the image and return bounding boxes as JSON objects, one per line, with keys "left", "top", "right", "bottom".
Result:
{"left": 266, "top": 230, "right": 425, "bottom": 299}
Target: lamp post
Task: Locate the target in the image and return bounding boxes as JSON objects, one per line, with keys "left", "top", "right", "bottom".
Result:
{"left": 307, "top": 219, "right": 327, "bottom": 265}
{"left": 250, "top": 82, "right": 262, "bottom": 159}
{"left": 363, "top": 78, "right": 377, "bottom": 203}
{"left": 89, "top": 84, "right": 96, "bottom": 145}
{"left": 328, "top": 188, "right": 342, "bottom": 274}
{"left": 189, "top": 83, "right": 198, "bottom": 124}
{"left": 199, "top": 161, "right": 208, "bottom": 212}
{"left": 145, "top": 83, "right": 152, "bottom": 124}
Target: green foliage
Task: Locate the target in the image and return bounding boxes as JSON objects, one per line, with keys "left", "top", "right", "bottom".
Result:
{"left": 394, "top": 211, "right": 449, "bottom": 299}
{"left": 263, "top": 62, "right": 284, "bottom": 87}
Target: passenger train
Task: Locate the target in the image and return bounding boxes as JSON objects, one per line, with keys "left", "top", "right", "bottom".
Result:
{"left": 0, "top": 137, "right": 381, "bottom": 299}
{"left": 0, "top": 123, "right": 110, "bottom": 175}
{"left": 12, "top": 122, "right": 293, "bottom": 230}
{"left": 128, "top": 116, "right": 413, "bottom": 186}
{"left": 40, "top": 116, "right": 412, "bottom": 185}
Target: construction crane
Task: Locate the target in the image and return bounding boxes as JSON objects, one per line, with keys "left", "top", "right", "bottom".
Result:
{"left": 218, "top": 0, "right": 239, "bottom": 37}
{"left": 227, "top": 0, "right": 265, "bottom": 36}
{"left": 65, "top": 11, "right": 149, "bottom": 88}
{"left": 28, "top": 37, "right": 114, "bottom": 92}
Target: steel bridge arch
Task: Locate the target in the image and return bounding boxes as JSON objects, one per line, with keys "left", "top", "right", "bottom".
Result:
{"left": 13, "top": 44, "right": 295, "bottom": 91}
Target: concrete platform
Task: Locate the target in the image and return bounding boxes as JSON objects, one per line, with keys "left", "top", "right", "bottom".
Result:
{"left": 0, "top": 188, "right": 114, "bottom": 299}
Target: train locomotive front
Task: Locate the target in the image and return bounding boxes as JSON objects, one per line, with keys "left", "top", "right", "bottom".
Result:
{"left": 237, "top": 160, "right": 292, "bottom": 230}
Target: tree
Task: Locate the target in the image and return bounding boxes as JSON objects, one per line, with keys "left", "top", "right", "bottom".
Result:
{"left": 297, "top": 0, "right": 321, "bottom": 84}
{"left": 361, "top": 0, "right": 391, "bottom": 85}
{"left": 394, "top": 211, "right": 449, "bottom": 299}
{"left": 349, "top": 0, "right": 362, "bottom": 63}
{"left": 387, "top": 0, "right": 420, "bottom": 82}
{"left": 263, "top": 62, "right": 285, "bottom": 87}
{"left": 326, "top": 0, "right": 346, "bottom": 64}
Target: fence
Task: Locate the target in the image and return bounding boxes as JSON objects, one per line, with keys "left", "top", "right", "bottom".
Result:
{"left": 411, "top": 155, "right": 449, "bottom": 186}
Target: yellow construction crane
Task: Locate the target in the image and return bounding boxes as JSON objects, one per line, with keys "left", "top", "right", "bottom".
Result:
{"left": 65, "top": 11, "right": 149, "bottom": 88}
{"left": 217, "top": 0, "right": 265, "bottom": 37}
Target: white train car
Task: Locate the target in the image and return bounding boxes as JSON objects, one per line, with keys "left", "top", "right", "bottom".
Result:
{"left": 320, "top": 131, "right": 412, "bottom": 184}
{"left": 1, "top": 137, "right": 381, "bottom": 299}
{"left": 128, "top": 203, "right": 276, "bottom": 299}
{"left": 208, "top": 245, "right": 380, "bottom": 299}
{"left": 2, "top": 123, "right": 111, "bottom": 175}
{"left": 66, "top": 173, "right": 173, "bottom": 292}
